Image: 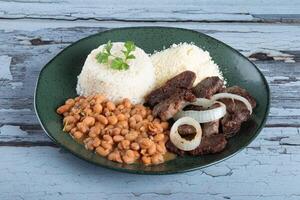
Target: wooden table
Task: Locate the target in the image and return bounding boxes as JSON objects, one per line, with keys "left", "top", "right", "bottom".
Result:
{"left": 0, "top": 1, "right": 299, "bottom": 199}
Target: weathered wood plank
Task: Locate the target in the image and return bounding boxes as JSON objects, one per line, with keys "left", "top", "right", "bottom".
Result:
{"left": 0, "top": 128, "right": 300, "bottom": 200}
{"left": 1, "top": 0, "right": 300, "bottom": 22}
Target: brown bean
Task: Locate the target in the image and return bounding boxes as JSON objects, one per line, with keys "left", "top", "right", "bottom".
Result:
{"left": 73, "top": 131, "right": 83, "bottom": 139}
{"left": 140, "top": 132, "right": 148, "bottom": 138}
{"left": 147, "top": 115, "right": 154, "bottom": 122}
{"left": 92, "top": 137, "right": 101, "bottom": 147}
{"left": 117, "top": 104, "right": 125, "bottom": 110}
{"left": 117, "top": 113, "right": 126, "bottom": 121}
{"left": 115, "top": 110, "right": 122, "bottom": 115}
{"left": 133, "top": 151, "right": 140, "bottom": 159}
{"left": 107, "top": 115, "right": 118, "bottom": 125}
{"left": 130, "top": 142, "right": 140, "bottom": 151}
{"left": 63, "top": 115, "right": 77, "bottom": 124}
{"left": 89, "top": 132, "right": 97, "bottom": 138}
{"left": 101, "top": 141, "right": 112, "bottom": 150}
{"left": 125, "top": 131, "right": 138, "bottom": 141}
{"left": 142, "top": 156, "right": 151, "bottom": 165}
{"left": 77, "top": 122, "right": 88, "bottom": 133}
{"left": 96, "top": 146, "right": 110, "bottom": 157}
{"left": 140, "top": 109, "right": 147, "bottom": 119}
{"left": 121, "top": 129, "right": 129, "bottom": 136}
{"left": 94, "top": 94, "right": 106, "bottom": 104}
{"left": 84, "top": 139, "right": 94, "bottom": 151}
{"left": 89, "top": 126, "right": 101, "bottom": 136}
{"left": 64, "top": 124, "right": 74, "bottom": 132}
{"left": 82, "top": 116, "right": 95, "bottom": 127}
{"left": 74, "top": 114, "right": 81, "bottom": 121}
{"left": 103, "top": 134, "right": 113, "bottom": 144}
{"left": 135, "top": 121, "right": 144, "bottom": 130}
{"left": 83, "top": 108, "right": 92, "bottom": 116}
{"left": 132, "top": 114, "right": 143, "bottom": 122}
{"left": 140, "top": 149, "right": 147, "bottom": 156}
{"left": 65, "top": 98, "right": 75, "bottom": 106}
{"left": 103, "top": 108, "right": 111, "bottom": 117}
{"left": 96, "top": 115, "right": 108, "bottom": 125}
{"left": 108, "top": 152, "right": 117, "bottom": 161}
{"left": 123, "top": 98, "right": 131, "bottom": 108}
{"left": 113, "top": 135, "right": 124, "bottom": 142}
{"left": 154, "top": 133, "right": 165, "bottom": 142}
{"left": 70, "top": 127, "right": 77, "bottom": 134}
{"left": 122, "top": 150, "right": 135, "bottom": 164}
{"left": 57, "top": 104, "right": 71, "bottom": 114}
{"left": 93, "top": 104, "right": 103, "bottom": 113}
{"left": 139, "top": 138, "right": 152, "bottom": 149}
{"left": 112, "top": 127, "right": 121, "bottom": 136}
{"left": 153, "top": 118, "right": 161, "bottom": 124}
{"left": 114, "top": 151, "right": 123, "bottom": 163}
{"left": 156, "top": 143, "right": 166, "bottom": 154}
{"left": 160, "top": 122, "right": 169, "bottom": 131}
{"left": 124, "top": 113, "right": 131, "bottom": 119}
{"left": 118, "top": 121, "right": 128, "bottom": 129}
{"left": 63, "top": 112, "right": 70, "bottom": 117}
{"left": 120, "top": 140, "right": 130, "bottom": 150}
{"left": 148, "top": 144, "right": 157, "bottom": 155}
{"left": 106, "top": 101, "right": 116, "bottom": 111}
{"left": 151, "top": 153, "right": 164, "bottom": 165}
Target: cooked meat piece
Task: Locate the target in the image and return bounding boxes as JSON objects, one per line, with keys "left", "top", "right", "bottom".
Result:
{"left": 219, "top": 86, "right": 256, "bottom": 137}
{"left": 166, "top": 140, "right": 185, "bottom": 156}
{"left": 202, "top": 120, "right": 220, "bottom": 137}
{"left": 221, "top": 106, "right": 250, "bottom": 137}
{"left": 189, "top": 135, "right": 227, "bottom": 156}
{"left": 183, "top": 104, "right": 205, "bottom": 111}
{"left": 193, "top": 76, "right": 224, "bottom": 98}
{"left": 152, "top": 89, "right": 196, "bottom": 121}
{"left": 222, "top": 86, "right": 256, "bottom": 108}
{"left": 145, "top": 71, "right": 196, "bottom": 107}
{"left": 178, "top": 124, "right": 197, "bottom": 136}
{"left": 183, "top": 103, "right": 221, "bottom": 137}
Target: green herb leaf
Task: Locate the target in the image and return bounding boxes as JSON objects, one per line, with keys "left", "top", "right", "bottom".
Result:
{"left": 111, "top": 57, "right": 124, "bottom": 70}
{"left": 124, "top": 41, "right": 136, "bottom": 52}
{"left": 105, "top": 40, "right": 112, "bottom": 54}
{"left": 96, "top": 52, "right": 109, "bottom": 64}
{"left": 126, "top": 54, "right": 136, "bottom": 60}
{"left": 96, "top": 40, "right": 136, "bottom": 71}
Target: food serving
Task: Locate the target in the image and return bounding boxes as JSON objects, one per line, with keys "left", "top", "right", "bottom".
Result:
{"left": 56, "top": 41, "right": 256, "bottom": 166}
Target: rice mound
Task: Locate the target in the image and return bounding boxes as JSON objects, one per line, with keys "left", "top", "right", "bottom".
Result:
{"left": 76, "top": 42, "right": 155, "bottom": 104}
{"left": 151, "top": 43, "right": 224, "bottom": 88}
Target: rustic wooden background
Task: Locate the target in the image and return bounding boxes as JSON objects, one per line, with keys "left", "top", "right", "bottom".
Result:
{"left": 0, "top": 1, "right": 300, "bottom": 199}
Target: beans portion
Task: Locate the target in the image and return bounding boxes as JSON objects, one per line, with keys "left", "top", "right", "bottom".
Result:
{"left": 57, "top": 95, "right": 169, "bottom": 165}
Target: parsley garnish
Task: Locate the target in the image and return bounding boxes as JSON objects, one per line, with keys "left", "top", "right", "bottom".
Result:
{"left": 96, "top": 40, "right": 136, "bottom": 70}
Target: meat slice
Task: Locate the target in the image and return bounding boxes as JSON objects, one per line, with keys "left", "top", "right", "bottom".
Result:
{"left": 183, "top": 104, "right": 205, "bottom": 111}
{"left": 152, "top": 89, "right": 196, "bottom": 121}
{"left": 193, "top": 76, "right": 224, "bottom": 98}
{"left": 202, "top": 120, "right": 220, "bottom": 137}
{"left": 166, "top": 140, "right": 185, "bottom": 156}
{"left": 183, "top": 103, "right": 221, "bottom": 137}
{"left": 189, "top": 135, "right": 227, "bottom": 156}
{"left": 145, "top": 71, "right": 196, "bottom": 107}
{"left": 222, "top": 86, "right": 256, "bottom": 108}
{"left": 219, "top": 86, "right": 256, "bottom": 137}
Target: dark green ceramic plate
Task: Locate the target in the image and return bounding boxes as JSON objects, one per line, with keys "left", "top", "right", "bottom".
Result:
{"left": 35, "top": 27, "right": 270, "bottom": 174}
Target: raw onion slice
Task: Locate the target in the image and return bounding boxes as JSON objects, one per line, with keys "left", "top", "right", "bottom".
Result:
{"left": 170, "top": 117, "right": 202, "bottom": 151}
{"left": 211, "top": 93, "right": 253, "bottom": 114}
{"left": 174, "top": 101, "right": 226, "bottom": 123}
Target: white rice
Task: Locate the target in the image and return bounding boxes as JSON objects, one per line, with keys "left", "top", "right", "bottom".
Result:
{"left": 76, "top": 42, "right": 155, "bottom": 104}
{"left": 151, "top": 43, "right": 224, "bottom": 88}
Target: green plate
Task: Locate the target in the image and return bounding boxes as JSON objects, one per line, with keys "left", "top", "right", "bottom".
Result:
{"left": 35, "top": 27, "right": 270, "bottom": 174}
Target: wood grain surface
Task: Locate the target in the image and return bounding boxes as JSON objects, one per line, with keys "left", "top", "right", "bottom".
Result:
{"left": 0, "top": 1, "right": 299, "bottom": 199}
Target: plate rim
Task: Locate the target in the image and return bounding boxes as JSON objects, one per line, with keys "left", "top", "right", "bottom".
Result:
{"left": 34, "top": 26, "right": 271, "bottom": 175}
